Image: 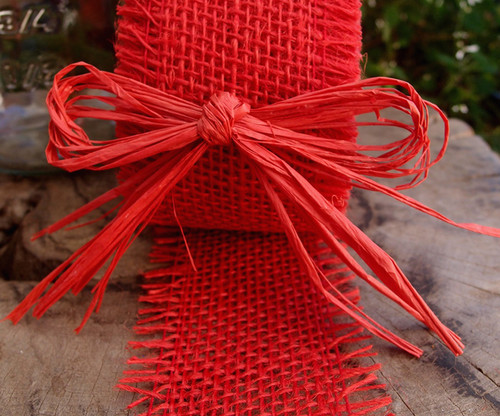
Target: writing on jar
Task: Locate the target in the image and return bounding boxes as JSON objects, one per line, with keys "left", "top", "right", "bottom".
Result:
{"left": 0, "top": 55, "right": 65, "bottom": 92}
{"left": 0, "top": 5, "right": 62, "bottom": 36}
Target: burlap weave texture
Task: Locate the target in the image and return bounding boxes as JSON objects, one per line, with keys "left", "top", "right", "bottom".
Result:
{"left": 115, "top": 0, "right": 362, "bottom": 232}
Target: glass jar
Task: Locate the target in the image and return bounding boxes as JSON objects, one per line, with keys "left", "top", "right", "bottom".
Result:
{"left": 0, "top": 0, "right": 116, "bottom": 174}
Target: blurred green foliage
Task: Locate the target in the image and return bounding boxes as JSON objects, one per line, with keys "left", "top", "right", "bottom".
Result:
{"left": 362, "top": 0, "right": 500, "bottom": 151}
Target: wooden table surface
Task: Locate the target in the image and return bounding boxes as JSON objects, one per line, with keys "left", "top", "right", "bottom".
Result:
{"left": 0, "top": 115, "right": 499, "bottom": 415}
{"left": 348, "top": 116, "right": 500, "bottom": 415}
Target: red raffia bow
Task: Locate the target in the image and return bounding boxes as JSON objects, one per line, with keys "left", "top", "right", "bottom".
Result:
{"left": 5, "top": 62, "right": 500, "bottom": 357}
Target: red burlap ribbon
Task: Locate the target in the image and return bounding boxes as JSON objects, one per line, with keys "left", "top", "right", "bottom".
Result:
{"left": 5, "top": 63, "right": 500, "bottom": 357}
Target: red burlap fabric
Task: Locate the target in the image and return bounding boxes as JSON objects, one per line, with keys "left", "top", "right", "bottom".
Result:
{"left": 119, "top": 230, "right": 391, "bottom": 415}
{"left": 114, "top": 0, "right": 391, "bottom": 414}
{"left": 5, "top": 0, "right": 500, "bottom": 413}
{"left": 114, "top": 0, "right": 361, "bottom": 231}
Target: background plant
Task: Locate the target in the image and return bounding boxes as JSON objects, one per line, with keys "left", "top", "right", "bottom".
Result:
{"left": 362, "top": 0, "right": 500, "bottom": 151}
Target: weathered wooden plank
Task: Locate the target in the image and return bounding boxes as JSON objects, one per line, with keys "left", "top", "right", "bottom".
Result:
{"left": 0, "top": 171, "right": 151, "bottom": 284}
{"left": 349, "top": 117, "right": 500, "bottom": 415}
{"left": 0, "top": 115, "right": 499, "bottom": 415}
{"left": 0, "top": 280, "right": 139, "bottom": 416}
{"left": 0, "top": 170, "right": 152, "bottom": 416}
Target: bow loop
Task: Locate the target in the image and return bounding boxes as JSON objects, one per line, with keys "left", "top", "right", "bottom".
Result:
{"left": 45, "top": 62, "right": 202, "bottom": 172}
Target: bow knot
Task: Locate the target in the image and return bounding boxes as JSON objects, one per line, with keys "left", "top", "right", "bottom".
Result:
{"left": 197, "top": 92, "right": 250, "bottom": 145}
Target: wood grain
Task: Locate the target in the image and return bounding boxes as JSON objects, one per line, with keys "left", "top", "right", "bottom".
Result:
{"left": 349, "top": 117, "right": 500, "bottom": 415}
{"left": 0, "top": 280, "right": 138, "bottom": 416}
